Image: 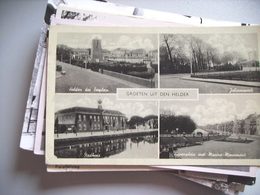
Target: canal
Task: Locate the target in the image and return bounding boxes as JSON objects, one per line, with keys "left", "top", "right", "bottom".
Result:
{"left": 174, "top": 135, "right": 260, "bottom": 159}
{"left": 55, "top": 134, "right": 158, "bottom": 159}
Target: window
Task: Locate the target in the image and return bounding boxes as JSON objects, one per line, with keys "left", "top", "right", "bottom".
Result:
{"left": 78, "top": 124, "right": 82, "bottom": 131}
{"left": 83, "top": 124, "right": 87, "bottom": 131}
{"left": 78, "top": 114, "right": 82, "bottom": 121}
{"left": 94, "top": 115, "right": 96, "bottom": 122}
{"left": 83, "top": 115, "right": 86, "bottom": 121}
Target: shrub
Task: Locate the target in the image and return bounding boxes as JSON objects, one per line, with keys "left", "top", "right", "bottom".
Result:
{"left": 127, "top": 71, "right": 155, "bottom": 79}
{"left": 56, "top": 65, "right": 62, "bottom": 71}
{"left": 160, "top": 61, "right": 191, "bottom": 74}
{"left": 191, "top": 71, "right": 260, "bottom": 82}
{"left": 213, "top": 64, "right": 241, "bottom": 71}
{"left": 89, "top": 63, "right": 100, "bottom": 72}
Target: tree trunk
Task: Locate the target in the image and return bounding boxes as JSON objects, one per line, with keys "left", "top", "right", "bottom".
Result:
{"left": 163, "top": 35, "right": 173, "bottom": 64}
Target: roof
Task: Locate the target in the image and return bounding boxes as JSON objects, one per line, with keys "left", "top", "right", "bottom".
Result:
{"left": 57, "top": 107, "right": 101, "bottom": 115}
{"left": 193, "top": 128, "right": 209, "bottom": 135}
{"left": 102, "top": 109, "right": 125, "bottom": 116}
{"left": 245, "top": 113, "right": 260, "bottom": 120}
{"left": 56, "top": 106, "right": 125, "bottom": 116}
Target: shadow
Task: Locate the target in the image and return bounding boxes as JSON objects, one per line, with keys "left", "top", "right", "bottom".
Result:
{"left": 13, "top": 150, "right": 224, "bottom": 195}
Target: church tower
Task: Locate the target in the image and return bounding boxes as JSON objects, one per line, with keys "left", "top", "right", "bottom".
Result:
{"left": 91, "top": 39, "right": 103, "bottom": 63}
{"left": 97, "top": 99, "right": 103, "bottom": 110}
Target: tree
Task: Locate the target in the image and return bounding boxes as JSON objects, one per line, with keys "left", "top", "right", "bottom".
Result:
{"left": 160, "top": 34, "right": 190, "bottom": 74}
{"left": 160, "top": 113, "right": 197, "bottom": 134}
{"left": 127, "top": 116, "right": 144, "bottom": 129}
{"left": 56, "top": 44, "right": 72, "bottom": 63}
{"left": 190, "top": 36, "right": 208, "bottom": 72}
{"left": 162, "top": 35, "right": 174, "bottom": 65}
{"left": 189, "top": 36, "right": 223, "bottom": 72}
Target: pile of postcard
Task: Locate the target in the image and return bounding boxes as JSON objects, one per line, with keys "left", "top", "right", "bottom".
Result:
{"left": 19, "top": 0, "right": 260, "bottom": 194}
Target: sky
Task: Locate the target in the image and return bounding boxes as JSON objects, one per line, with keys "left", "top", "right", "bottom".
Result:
{"left": 57, "top": 32, "right": 158, "bottom": 51}
{"left": 160, "top": 94, "right": 260, "bottom": 126}
{"left": 199, "top": 33, "right": 258, "bottom": 60}
{"left": 55, "top": 94, "right": 158, "bottom": 119}
{"left": 160, "top": 33, "right": 258, "bottom": 60}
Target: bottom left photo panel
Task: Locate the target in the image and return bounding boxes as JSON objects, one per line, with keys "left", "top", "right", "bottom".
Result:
{"left": 51, "top": 94, "right": 159, "bottom": 159}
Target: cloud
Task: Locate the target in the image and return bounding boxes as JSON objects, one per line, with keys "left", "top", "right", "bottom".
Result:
{"left": 109, "top": 35, "right": 156, "bottom": 51}
{"left": 190, "top": 98, "right": 237, "bottom": 126}
{"left": 166, "top": 105, "right": 189, "bottom": 116}
{"left": 202, "top": 33, "right": 258, "bottom": 60}
{"left": 111, "top": 102, "right": 158, "bottom": 119}
{"left": 162, "top": 96, "right": 260, "bottom": 126}
{"left": 238, "top": 100, "right": 260, "bottom": 119}
{"left": 58, "top": 33, "right": 157, "bottom": 51}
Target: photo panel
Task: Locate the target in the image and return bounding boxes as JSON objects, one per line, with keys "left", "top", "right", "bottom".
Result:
{"left": 52, "top": 94, "right": 159, "bottom": 159}
{"left": 159, "top": 32, "right": 260, "bottom": 93}
{"left": 55, "top": 32, "right": 158, "bottom": 93}
{"left": 160, "top": 94, "right": 260, "bottom": 160}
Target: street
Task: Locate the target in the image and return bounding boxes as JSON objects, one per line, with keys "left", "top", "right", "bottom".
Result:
{"left": 56, "top": 62, "right": 145, "bottom": 93}
{"left": 160, "top": 74, "right": 260, "bottom": 93}
{"left": 175, "top": 135, "right": 260, "bottom": 159}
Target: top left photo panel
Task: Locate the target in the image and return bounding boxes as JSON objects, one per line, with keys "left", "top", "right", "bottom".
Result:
{"left": 53, "top": 31, "right": 158, "bottom": 93}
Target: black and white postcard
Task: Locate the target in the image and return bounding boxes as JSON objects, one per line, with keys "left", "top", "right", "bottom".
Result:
{"left": 46, "top": 25, "right": 260, "bottom": 165}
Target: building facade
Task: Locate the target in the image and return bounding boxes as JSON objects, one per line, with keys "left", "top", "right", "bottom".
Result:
{"left": 55, "top": 101, "right": 127, "bottom": 134}
{"left": 244, "top": 114, "right": 260, "bottom": 135}
{"left": 71, "top": 48, "right": 91, "bottom": 62}
{"left": 203, "top": 114, "right": 260, "bottom": 136}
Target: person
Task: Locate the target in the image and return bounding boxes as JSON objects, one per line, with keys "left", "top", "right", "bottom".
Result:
{"left": 73, "top": 126, "right": 77, "bottom": 136}
{"left": 160, "top": 147, "right": 169, "bottom": 158}
{"left": 168, "top": 146, "right": 175, "bottom": 158}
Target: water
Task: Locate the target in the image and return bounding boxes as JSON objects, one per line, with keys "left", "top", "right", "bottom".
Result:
{"left": 170, "top": 136, "right": 260, "bottom": 159}
{"left": 55, "top": 134, "right": 158, "bottom": 159}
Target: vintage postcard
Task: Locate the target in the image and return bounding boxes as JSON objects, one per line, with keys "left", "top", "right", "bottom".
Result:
{"left": 156, "top": 166, "right": 257, "bottom": 177}
{"left": 34, "top": 59, "right": 47, "bottom": 155}
{"left": 177, "top": 175, "right": 244, "bottom": 195}
{"left": 30, "top": 1, "right": 244, "bottom": 154}
{"left": 19, "top": 28, "right": 47, "bottom": 150}
{"left": 47, "top": 165, "right": 164, "bottom": 172}
{"left": 55, "top": 4, "right": 189, "bottom": 27}
{"left": 46, "top": 26, "right": 260, "bottom": 165}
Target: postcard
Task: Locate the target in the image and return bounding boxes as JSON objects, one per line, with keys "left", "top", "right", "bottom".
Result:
{"left": 34, "top": 58, "right": 47, "bottom": 155}
{"left": 28, "top": 0, "right": 245, "bottom": 153}
{"left": 46, "top": 25, "right": 260, "bottom": 165}
{"left": 19, "top": 28, "right": 47, "bottom": 150}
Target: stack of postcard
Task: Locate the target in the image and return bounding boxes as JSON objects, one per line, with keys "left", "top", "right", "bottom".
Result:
{"left": 19, "top": 0, "right": 259, "bottom": 194}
